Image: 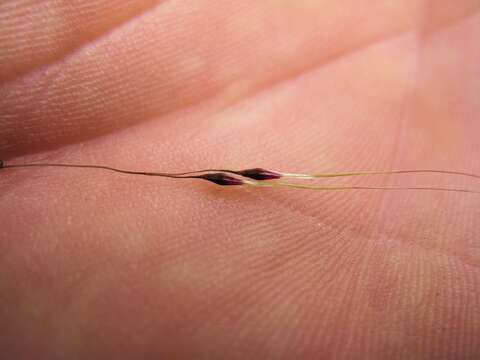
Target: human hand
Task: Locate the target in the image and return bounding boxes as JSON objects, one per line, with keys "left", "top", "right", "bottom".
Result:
{"left": 1, "top": 1, "right": 479, "bottom": 358}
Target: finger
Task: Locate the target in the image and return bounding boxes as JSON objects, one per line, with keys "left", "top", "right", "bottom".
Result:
{"left": 0, "top": 0, "right": 425, "bottom": 157}
{"left": 1, "top": 8, "right": 479, "bottom": 359}
{"left": 0, "top": 0, "right": 162, "bottom": 82}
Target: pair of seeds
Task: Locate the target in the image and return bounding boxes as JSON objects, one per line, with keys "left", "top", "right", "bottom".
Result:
{"left": 1, "top": 160, "right": 480, "bottom": 194}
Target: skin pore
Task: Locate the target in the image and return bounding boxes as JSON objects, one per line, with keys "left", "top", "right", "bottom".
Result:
{"left": 1, "top": 1, "right": 480, "bottom": 359}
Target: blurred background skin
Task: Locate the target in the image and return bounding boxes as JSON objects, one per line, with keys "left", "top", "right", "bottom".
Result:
{"left": 0, "top": 0, "right": 479, "bottom": 358}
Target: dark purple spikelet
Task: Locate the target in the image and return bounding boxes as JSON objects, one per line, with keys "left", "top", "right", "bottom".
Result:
{"left": 0, "top": 160, "right": 4, "bottom": 168}
{"left": 236, "top": 168, "right": 282, "bottom": 181}
{"left": 199, "top": 173, "right": 244, "bottom": 186}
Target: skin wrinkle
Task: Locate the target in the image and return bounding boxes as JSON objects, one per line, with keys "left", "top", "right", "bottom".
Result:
{"left": 0, "top": 0, "right": 165, "bottom": 82}
{"left": 226, "top": 49, "right": 416, "bottom": 242}
{"left": 412, "top": 19, "right": 479, "bottom": 147}
{"left": 321, "top": 254, "right": 369, "bottom": 354}
{"left": 207, "top": 228, "right": 367, "bottom": 358}
{"left": 380, "top": 14, "right": 480, "bottom": 259}
{"left": 367, "top": 22, "right": 423, "bottom": 251}
{"left": 1, "top": 28, "right": 410, "bottom": 156}
{"left": 228, "top": 138, "right": 480, "bottom": 277}
{"left": 2, "top": 3, "right": 478, "bottom": 158}
{"left": 263, "top": 187, "right": 480, "bottom": 272}
{"left": 4, "top": 163, "right": 364, "bottom": 354}
{"left": 3, "top": 7, "right": 479, "bottom": 161}
{"left": 295, "top": 243, "right": 369, "bottom": 358}
{"left": 0, "top": 2, "right": 474, "bottom": 84}
{"left": 0, "top": 29, "right": 415, "bottom": 158}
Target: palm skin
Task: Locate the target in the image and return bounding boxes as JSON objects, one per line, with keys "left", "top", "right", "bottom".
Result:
{"left": 1, "top": 1, "right": 479, "bottom": 359}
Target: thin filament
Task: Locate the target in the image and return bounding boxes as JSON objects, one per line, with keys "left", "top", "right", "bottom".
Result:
{"left": 285, "top": 169, "right": 480, "bottom": 181}
{"left": 1, "top": 162, "right": 210, "bottom": 179}
{"left": 0, "top": 162, "right": 244, "bottom": 185}
{"left": 5, "top": 163, "right": 480, "bottom": 183}
{"left": 3, "top": 162, "right": 480, "bottom": 193}
{"left": 244, "top": 180, "right": 480, "bottom": 194}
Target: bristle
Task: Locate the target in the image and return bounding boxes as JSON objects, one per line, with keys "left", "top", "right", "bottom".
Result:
{"left": 309, "top": 169, "right": 480, "bottom": 180}
{"left": 244, "top": 180, "right": 480, "bottom": 194}
{"left": 3, "top": 160, "right": 480, "bottom": 194}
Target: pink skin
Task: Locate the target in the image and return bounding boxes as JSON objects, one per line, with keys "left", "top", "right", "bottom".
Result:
{"left": 1, "top": 1, "right": 480, "bottom": 359}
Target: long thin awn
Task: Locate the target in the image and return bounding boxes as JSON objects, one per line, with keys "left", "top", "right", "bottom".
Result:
{"left": 1, "top": 160, "right": 480, "bottom": 194}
